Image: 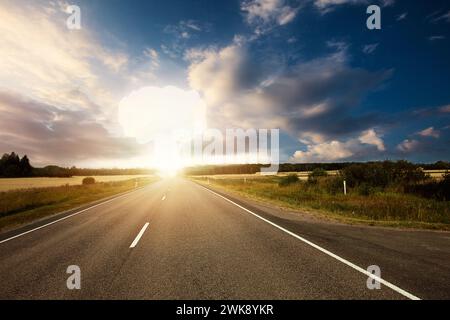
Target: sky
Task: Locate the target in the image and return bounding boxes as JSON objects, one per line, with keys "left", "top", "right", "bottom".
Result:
{"left": 0, "top": 0, "right": 449, "bottom": 168}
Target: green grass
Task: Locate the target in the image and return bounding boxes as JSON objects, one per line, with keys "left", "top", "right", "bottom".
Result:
{"left": 0, "top": 177, "right": 158, "bottom": 232}
{"left": 193, "top": 176, "right": 450, "bottom": 230}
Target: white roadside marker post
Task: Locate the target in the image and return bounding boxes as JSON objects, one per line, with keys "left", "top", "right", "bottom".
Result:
{"left": 343, "top": 180, "right": 347, "bottom": 195}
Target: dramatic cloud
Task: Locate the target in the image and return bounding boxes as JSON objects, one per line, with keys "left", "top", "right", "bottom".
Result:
{"left": 188, "top": 41, "right": 391, "bottom": 161}
{"left": 0, "top": 0, "right": 131, "bottom": 116}
{"left": 189, "top": 42, "right": 390, "bottom": 130}
{"left": 0, "top": 91, "right": 148, "bottom": 167}
{"left": 0, "top": 0, "right": 168, "bottom": 167}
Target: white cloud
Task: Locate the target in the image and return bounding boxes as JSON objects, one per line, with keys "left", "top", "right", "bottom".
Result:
{"left": 143, "top": 48, "right": 160, "bottom": 70}
{"left": 417, "top": 127, "right": 440, "bottom": 138}
{"left": 188, "top": 44, "right": 251, "bottom": 109}
{"left": 292, "top": 130, "right": 385, "bottom": 162}
{"left": 397, "top": 139, "right": 420, "bottom": 153}
{"left": 359, "top": 129, "right": 385, "bottom": 151}
{"left": 241, "top": 0, "right": 299, "bottom": 33}
{"left": 292, "top": 140, "right": 353, "bottom": 162}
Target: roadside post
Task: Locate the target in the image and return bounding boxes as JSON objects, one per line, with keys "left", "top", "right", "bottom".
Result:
{"left": 343, "top": 180, "right": 347, "bottom": 195}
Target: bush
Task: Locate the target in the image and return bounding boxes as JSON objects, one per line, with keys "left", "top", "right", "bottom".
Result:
{"left": 309, "top": 168, "right": 328, "bottom": 178}
{"left": 342, "top": 161, "right": 427, "bottom": 189}
{"left": 82, "top": 177, "right": 96, "bottom": 185}
{"left": 321, "top": 176, "right": 345, "bottom": 195}
{"left": 278, "top": 174, "right": 299, "bottom": 187}
{"left": 308, "top": 168, "right": 328, "bottom": 184}
{"left": 405, "top": 172, "right": 450, "bottom": 201}
{"left": 357, "top": 183, "right": 377, "bottom": 196}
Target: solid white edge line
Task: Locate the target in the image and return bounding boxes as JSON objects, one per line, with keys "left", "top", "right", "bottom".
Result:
{"left": 199, "top": 184, "right": 421, "bottom": 301}
{"left": 0, "top": 186, "right": 148, "bottom": 245}
{"left": 130, "top": 223, "right": 149, "bottom": 248}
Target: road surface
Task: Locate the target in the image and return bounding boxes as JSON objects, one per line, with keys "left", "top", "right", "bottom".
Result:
{"left": 0, "top": 178, "right": 449, "bottom": 299}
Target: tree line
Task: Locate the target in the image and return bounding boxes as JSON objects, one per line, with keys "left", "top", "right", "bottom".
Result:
{"left": 0, "top": 152, "right": 33, "bottom": 177}
{"left": 0, "top": 152, "right": 154, "bottom": 178}
{"left": 183, "top": 161, "right": 450, "bottom": 176}
{"left": 1, "top": 152, "right": 449, "bottom": 178}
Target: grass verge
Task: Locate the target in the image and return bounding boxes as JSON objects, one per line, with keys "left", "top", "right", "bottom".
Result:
{"left": 192, "top": 176, "right": 450, "bottom": 231}
{"left": 0, "top": 177, "right": 157, "bottom": 233}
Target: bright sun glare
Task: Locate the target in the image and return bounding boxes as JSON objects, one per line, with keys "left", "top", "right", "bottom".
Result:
{"left": 118, "top": 86, "right": 207, "bottom": 174}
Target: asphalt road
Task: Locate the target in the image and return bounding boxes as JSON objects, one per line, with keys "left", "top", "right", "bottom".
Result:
{"left": 0, "top": 178, "right": 449, "bottom": 300}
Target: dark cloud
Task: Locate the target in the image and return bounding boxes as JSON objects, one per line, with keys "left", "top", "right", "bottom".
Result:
{"left": 189, "top": 43, "right": 392, "bottom": 142}
{"left": 261, "top": 65, "right": 392, "bottom": 139}
{"left": 0, "top": 91, "right": 147, "bottom": 166}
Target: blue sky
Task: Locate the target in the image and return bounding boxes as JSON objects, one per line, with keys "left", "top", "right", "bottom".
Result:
{"left": 0, "top": 0, "right": 449, "bottom": 167}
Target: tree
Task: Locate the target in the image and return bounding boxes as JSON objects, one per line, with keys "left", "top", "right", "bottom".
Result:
{"left": 19, "top": 155, "right": 33, "bottom": 176}
{"left": 0, "top": 152, "right": 34, "bottom": 177}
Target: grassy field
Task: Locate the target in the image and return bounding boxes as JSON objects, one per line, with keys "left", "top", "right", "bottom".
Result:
{"left": 0, "top": 175, "right": 154, "bottom": 192}
{"left": 193, "top": 176, "right": 450, "bottom": 230}
{"left": 0, "top": 177, "right": 157, "bottom": 232}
